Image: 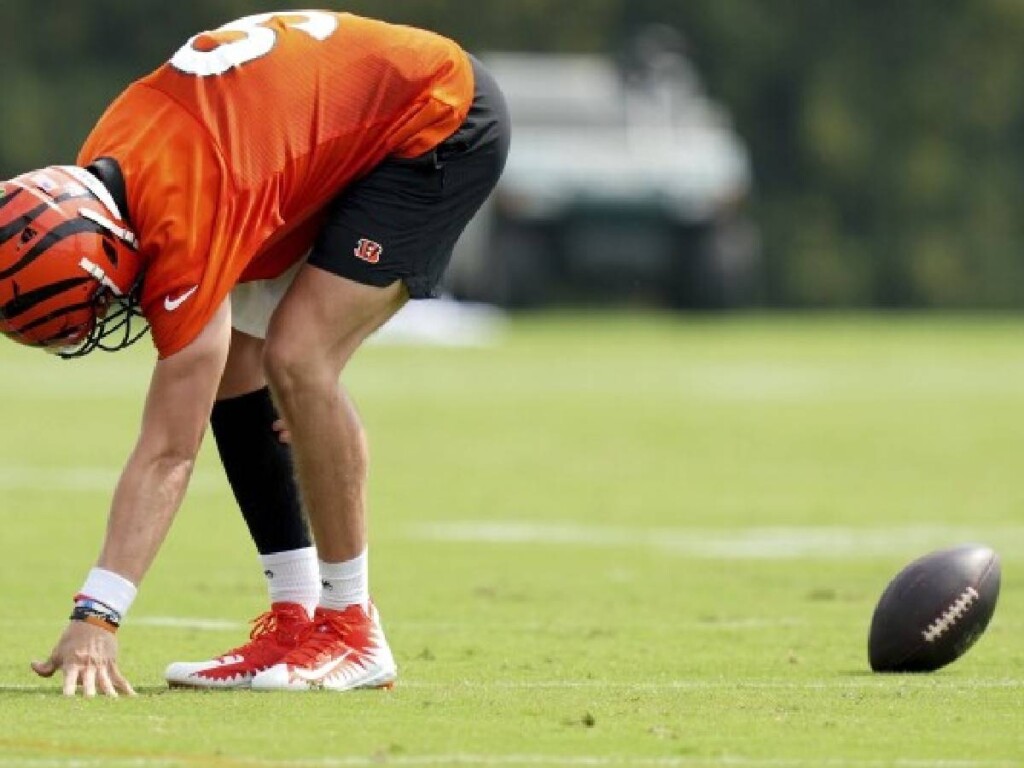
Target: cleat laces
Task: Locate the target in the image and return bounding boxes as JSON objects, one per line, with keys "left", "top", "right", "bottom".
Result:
{"left": 282, "top": 610, "right": 364, "bottom": 668}
{"left": 221, "top": 608, "right": 304, "bottom": 666}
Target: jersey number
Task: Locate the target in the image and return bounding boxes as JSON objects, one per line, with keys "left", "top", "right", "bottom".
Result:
{"left": 170, "top": 11, "right": 338, "bottom": 77}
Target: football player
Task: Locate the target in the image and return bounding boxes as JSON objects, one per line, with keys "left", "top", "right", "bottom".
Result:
{"left": 0, "top": 10, "right": 509, "bottom": 696}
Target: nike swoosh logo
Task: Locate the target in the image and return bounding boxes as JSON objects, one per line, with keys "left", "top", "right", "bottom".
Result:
{"left": 290, "top": 650, "right": 357, "bottom": 682}
{"left": 164, "top": 286, "right": 198, "bottom": 311}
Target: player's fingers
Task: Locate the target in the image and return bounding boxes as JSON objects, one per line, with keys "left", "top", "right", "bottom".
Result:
{"left": 82, "top": 665, "right": 98, "bottom": 698}
{"left": 109, "top": 665, "right": 136, "bottom": 697}
{"left": 31, "top": 657, "right": 57, "bottom": 678}
{"left": 62, "top": 664, "right": 81, "bottom": 697}
{"left": 96, "top": 667, "right": 118, "bottom": 698}
{"left": 272, "top": 419, "right": 292, "bottom": 444}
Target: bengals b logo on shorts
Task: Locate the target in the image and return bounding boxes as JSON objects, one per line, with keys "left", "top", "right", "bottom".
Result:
{"left": 354, "top": 238, "right": 383, "bottom": 264}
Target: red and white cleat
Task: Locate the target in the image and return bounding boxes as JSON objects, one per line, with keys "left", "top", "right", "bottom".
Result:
{"left": 165, "top": 602, "right": 311, "bottom": 689}
{"left": 251, "top": 602, "right": 397, "bottom": 691}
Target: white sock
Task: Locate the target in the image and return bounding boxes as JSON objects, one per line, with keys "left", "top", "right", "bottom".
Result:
{"left": 260, "top": 547, "right": 320, "bottom": 617}
{"left": 319, "top": 549, "right": 369, "bottom": 612}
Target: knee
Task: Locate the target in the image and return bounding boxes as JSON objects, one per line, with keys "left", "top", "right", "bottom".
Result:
{"left": 262, "top": 335, "right": 330, "bottom": 403}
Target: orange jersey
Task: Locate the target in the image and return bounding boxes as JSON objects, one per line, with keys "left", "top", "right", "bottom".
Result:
{"left": 77, "top": 11, "right": 474, "bottom": 358}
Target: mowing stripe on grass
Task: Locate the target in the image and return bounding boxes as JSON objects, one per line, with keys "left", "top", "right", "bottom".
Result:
{"left": 132, "top": 616, "right": 244, "bottom": 631}
{"left": 3, "top": 679, "right": 1023, "bottom": 694}
{"left": 0, "top": 466, "right": 223, "bottom": 495}
{"left": 0, "top": 755, "right": 1020, "bottom": 768}
{"left": 399, "top": 678, "right": 1024, "bottom": 691}
{"left": 390, "top": 618, "right": 809, "bottom": 630}
{"left": 413, "top": 522, "right": 1024, "bottom": 559}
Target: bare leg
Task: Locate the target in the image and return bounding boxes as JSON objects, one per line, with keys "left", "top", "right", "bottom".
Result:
{"left": 263, "top": 265, "right": 406, "bottom": 562}
{"left": 218, "top": 329, "right": 266, "bottom": 399}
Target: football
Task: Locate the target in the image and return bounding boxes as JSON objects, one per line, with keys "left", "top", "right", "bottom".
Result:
{"left": 868, "top": 544, "right": 1001, "bottom": 673}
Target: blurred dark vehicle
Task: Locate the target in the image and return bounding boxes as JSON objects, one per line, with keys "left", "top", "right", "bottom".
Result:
{"left": 447, "top": 27, "right": 759, "bottom": 309}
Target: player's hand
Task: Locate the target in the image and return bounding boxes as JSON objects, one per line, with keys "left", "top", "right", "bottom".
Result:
{"left": 31, "top": 621, "right": 136, "bottom": 697}
{"left": 273, "top": 418, "right": 292, "bottom": 444}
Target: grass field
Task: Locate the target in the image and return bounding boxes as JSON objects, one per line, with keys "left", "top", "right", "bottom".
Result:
{"left": 1, "top": 311, "right": 1023, "bottom": 767}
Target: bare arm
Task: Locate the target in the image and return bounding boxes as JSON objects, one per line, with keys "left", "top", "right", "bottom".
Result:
{"left": 98, "top": 301, "right": 231, "bottom": 582}
{"left": 32, "top": 300, "right": 231, "bottom": 697}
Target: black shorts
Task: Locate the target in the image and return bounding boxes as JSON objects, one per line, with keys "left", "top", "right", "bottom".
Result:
{"left": 308, "top": 56, "right": 511, "bottom": 299}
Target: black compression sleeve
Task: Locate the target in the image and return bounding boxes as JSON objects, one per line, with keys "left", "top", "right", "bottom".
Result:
{"left": 210, "top": 387, "right": 312, "bottom": 555}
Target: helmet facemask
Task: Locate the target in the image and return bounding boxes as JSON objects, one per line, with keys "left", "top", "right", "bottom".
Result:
{"left": 53, "top": 256, "right": 148, "bottom": 359}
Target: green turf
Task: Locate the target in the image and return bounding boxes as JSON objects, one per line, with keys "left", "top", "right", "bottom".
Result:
{"left": 2, "top": 312, "right": 1023, "bottom": 767}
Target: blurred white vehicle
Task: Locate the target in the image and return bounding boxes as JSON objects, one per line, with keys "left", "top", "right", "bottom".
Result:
{"left": 447, "top": 27, "right": 759, "bottom": 308}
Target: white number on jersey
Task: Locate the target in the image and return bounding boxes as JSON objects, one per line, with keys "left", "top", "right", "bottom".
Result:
{"left": 170, "top": 11, "right": 338, "bottom": 77}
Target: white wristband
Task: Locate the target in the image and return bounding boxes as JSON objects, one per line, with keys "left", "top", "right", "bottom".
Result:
{"left": 79, "top": 567, "right": 138, "bottom": 617}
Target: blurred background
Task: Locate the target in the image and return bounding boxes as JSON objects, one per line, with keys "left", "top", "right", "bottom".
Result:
{"left": 3, "top": 0, "right": 1024, "bottom": 310}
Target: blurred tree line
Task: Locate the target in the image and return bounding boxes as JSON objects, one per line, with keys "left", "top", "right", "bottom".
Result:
{"left": 2, "top": 0, "right": 1023, "bottom": 307}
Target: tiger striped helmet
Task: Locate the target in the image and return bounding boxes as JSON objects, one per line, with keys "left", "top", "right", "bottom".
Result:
{"left": 0, "top": 165, "right": 144, "bottom": 356}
